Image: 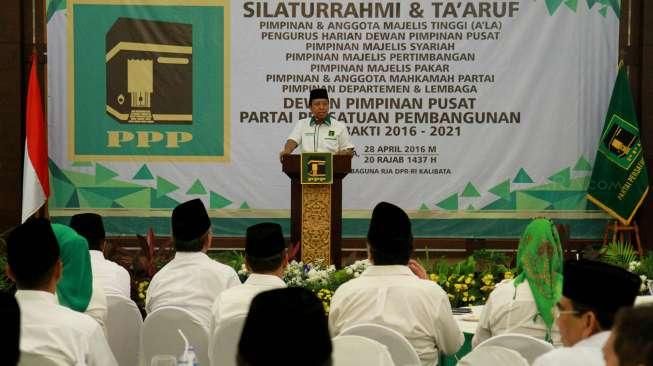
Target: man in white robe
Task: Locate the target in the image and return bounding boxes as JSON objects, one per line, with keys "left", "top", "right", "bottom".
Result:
{"left": 209, "top": 222, "right": 288, "bottom": 365}
{"left": 6, "top": 218, "right": 117, "bottom": 366}
{"left": 146, "top": 199, "right": 240, "bottom": 332}
{"left": 70, "top": 213, "right": 131, "bottom": 298}
{"left": 533, "top": 259, "right": 641, "bottom": 366}
{"left": 279, "top": 87, "right": 354, "bottom": 161}
{"left": 329, "top": 202, "right": 464, "bottom": 366}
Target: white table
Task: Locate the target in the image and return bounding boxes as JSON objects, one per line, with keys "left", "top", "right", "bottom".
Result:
{"left": 441, "top": 306, "right": 483, "bottom": 365}
{"left": 454, "top": 305, "right": 483, "bottom": 334}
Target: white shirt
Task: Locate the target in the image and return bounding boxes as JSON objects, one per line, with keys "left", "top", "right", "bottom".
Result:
{"left": 86, "top": 281, "right": 108, "bottom": 331}
{"left": 208, "top": 274, "right": 286, "bottom": 365}
{"left": 287, "top": 116, "right": 354, "bottom": 153}
{"left": 55, "top": 279, "right": 108, "bottom": 331}
{"left": 210, "top": 273, "right": 287, "bottom": 330}
{"left": 145, "top": 251, "right": 240, "bottom": 332}
{"left": 329, "top": 265, "right": 464, "bottom": 366}
{"left": 472, "top": 279, "right": 561, "bottom": 347}
{"left": 16, "top": 290, "right": 117, "bottom": 366}
{"left": 533, "top": 331, "right": 610, "bottom": 366}
{"left": 89, "top": 250, "right": 131, "bottom": 298}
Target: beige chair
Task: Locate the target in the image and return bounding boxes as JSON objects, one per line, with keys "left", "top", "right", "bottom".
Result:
{"left": 332, "top": 335, "right": 395, "bottom": 366}
{"left": 475, "top": 333, "right": 553, "bottom": 364}
{"left": 209, "top": 314, "right": 247, "bottom": 366}
{"left": 18, "top": 352, "right": 70, "bottom": 366}
{"left": 341, "top": 323, "right": 420, "bottom": 366}
{"left": 458, "top": 345, "right": 529, "bottom": 366}
{"left": 106, "top": 294, "right": 143, "bottom": 366}
{"left": 141, "top": 307, "right": 209, "bottom": 366}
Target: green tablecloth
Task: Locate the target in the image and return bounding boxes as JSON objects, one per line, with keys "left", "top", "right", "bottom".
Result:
{"left": 439, "top": 332, "right": 473, "bottom": 366}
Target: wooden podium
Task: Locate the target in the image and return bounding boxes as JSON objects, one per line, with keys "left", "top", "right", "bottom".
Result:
{"left": 282, "top": 154, "right": 352, "bottom": 266}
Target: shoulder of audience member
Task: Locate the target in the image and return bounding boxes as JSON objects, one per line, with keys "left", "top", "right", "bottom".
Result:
{"left": 57, "top": 303, "right": 105, "bottom": 334}
{"left": 107, "top": 257, "right": 130, "bottom": 273}
{"left": 415, "top": 277, "right": 450, "bottom": 295}
{"left": 201, "top": 258, "right": 239, "bottom": 279}
{"left": 493, "top": 278, "right": 517, "bottom": 291}
{"left": 212, "top": 259, "right": 238, "bottom": 274}
{"left": 334, "top": 269, "right": 448, "bottom": 297}
{"left": 116, "top": 262, "right": 131, "bottom": 276}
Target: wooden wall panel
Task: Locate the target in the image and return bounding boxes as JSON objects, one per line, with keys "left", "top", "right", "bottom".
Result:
{"left": 636, "top": 0, "right": 653, "bottom": 248}
{"left": 0, "top": 0, "right": 24, "bottom": 234}
{"left": 0, "top": 0, "right": 47, "bottom": 234}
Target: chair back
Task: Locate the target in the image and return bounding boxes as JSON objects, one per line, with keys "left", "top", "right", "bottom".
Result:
{"left": 340, "top": 323, "right": 420, "bottom": 366}
{"left": 209, "top": 314, "right": 247, "bottom": 366}
{"left": 18, "top": 352, "right": 70, "bottom": 366}
{"left": 458, "top": 345, "right": 529, "bottom": 366}
{"left": 332, "top": 335, "right": 395, "bottom": 366}
{"left": 475, "top": 333, "right": 553, "bottom": 364}
{"left": 142, "top": 307, "right": 209, "bottom": 366}
{"left": 106, "top": 294, "right": 143, "bottom": 366}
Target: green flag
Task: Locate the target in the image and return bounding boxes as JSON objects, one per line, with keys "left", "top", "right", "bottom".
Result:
{"left": 587, "top": 67, "right": 649, "bottom": 225}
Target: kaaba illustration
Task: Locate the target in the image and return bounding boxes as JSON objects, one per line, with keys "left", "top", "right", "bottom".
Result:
{"left": 604, "top": 124, "right": 637, "bottom": 158}
{"left": 106, "top": 18, "right": 192, "bottom": 124}
{"left": 307, "top": 159, "right": 327, "bottom": 177}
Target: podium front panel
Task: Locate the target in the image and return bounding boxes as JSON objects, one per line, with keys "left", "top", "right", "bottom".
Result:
{"left": 301, "top": 184, "right": 331, "bottom": 263}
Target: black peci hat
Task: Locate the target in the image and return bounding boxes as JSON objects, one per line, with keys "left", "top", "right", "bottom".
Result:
{"left": 563, "top": 259, "right": 641, "bottom": 312}
{"left": 171, "top": 199, "right": 211, "bottom": 242}
{"left": 309, "top": 88, "right": 329, "bottom": 104}
{"left": 6, "top": 218, "right": 60, "bottom": 285}
{"left": 69, "top": 213, "right": 105, "bottom": 245}
{"left": 245, "top": 223, "right": 286, "bottom": 258}
{"left": 367, "top": 201, "right": 413, "bottom": 251}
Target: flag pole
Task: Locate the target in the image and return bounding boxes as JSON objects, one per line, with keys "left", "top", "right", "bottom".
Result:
{"left": 32, "top": 0, "right": 36, "bottom": 46}
{"left": 22, "top": 0, "right": 49, "bottom": 221}
{"left": 35, "top": 0, "right": 50, "bottom": 220}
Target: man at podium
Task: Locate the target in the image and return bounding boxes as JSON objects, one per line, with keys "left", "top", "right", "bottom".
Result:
{"left": 279, "top": 88, "right": 354, "bottom": 162}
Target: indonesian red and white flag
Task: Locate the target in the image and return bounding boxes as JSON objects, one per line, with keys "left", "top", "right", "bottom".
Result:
{"left": 21, "top": 52, "right": 50, "bottom": 222}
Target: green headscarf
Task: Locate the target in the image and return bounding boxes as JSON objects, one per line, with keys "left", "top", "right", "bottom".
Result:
{"left": 513, "top": 218, "right": 564, "bottom": 342}
{"left": 51, "top": 224, "right": 93, "bottom": 312}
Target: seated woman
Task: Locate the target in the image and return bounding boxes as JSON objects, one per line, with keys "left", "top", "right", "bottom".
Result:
{"left": 52, "top": 224, "right": 108, "bottom": 330}
{"left": 472, "top": 218, "right": 563, "bottom": 347}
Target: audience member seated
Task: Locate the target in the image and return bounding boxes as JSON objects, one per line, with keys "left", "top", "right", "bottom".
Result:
{"left": 6, "top": 218, "right": 117, "bottom": 365}
{"left": 473, "top": 218, "right": 563, "bottom": 347}
{"left": 146, "top": 199, "right": 240, "bottom": 331}
{"left": 210, "top": 223, "right": 287, "bottom": 337}
{"left": 603, "top": 304, "right": 653, "bottom": 366}
{"left": 329, "top": 201, "right": 463, "bottom": 366}
{"left": 0, "top": 292, "right": 20, "bottom": 366}
{"left": 52, "top": 223, "right": 108, "bottom": 329}
{"left": 238, "top": 287, "right": 332, "bottom": 366}
{"left": 70, "top": 213, "right": 131, "bottom": 298}
{"left": 533, "top": 259, "right": 641, "bottom": 366}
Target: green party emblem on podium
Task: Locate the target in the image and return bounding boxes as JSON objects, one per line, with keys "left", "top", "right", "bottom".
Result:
{"left": 301, "top": 153, "right": 333, "bottom": 185}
